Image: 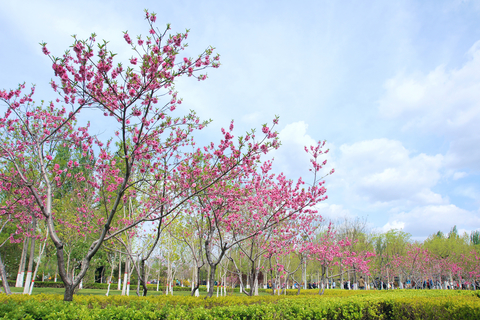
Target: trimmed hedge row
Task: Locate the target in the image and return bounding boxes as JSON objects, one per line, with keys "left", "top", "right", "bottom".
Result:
{"left": 0, "top": 289, "right": 479, "bottom": 319}
{"left": 0, "top": 281, "right": 15, "bottom": 287}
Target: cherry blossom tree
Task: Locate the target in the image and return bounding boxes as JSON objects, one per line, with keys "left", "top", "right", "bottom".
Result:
{"left": 392, "top": 245, "right": 431, "bottom": 289}
{"left": 265, "top": 220, "right": 315, "bottom": 296}
{"left": 190, "top": 140, "right": 332, "bottom": 298}
{"left": 0, "top": 10, "right": 220, "bottom": 301}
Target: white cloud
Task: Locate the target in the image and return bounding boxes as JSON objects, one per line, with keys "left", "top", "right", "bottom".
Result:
{"left": 268, "top": 121, "right": 334, "bottom": 180}
{"left": 386, "top": 205, "right": 480, "bottom": 239}
{"left": 314, "top": 203, "right": 354, "bottom": 222}
{"left": 378, "top": 40, "right": 480, "bottom": 172}
{"left": 380, "top": 220, "right": 405, "bottom": 233}
{"left": 337, "top": 139, "right": 445, "bottom": 206}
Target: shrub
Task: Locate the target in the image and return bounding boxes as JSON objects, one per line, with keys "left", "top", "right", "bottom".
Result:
{"left": 0, "top": 289, "right": 479, "bottom": 319}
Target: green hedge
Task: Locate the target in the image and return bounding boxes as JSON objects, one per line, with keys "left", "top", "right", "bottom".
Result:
{"left": 0, "top": 289, "right": 479, "bottom": 319}
{"left": 0, "top": 281, "right": 15, "bottom": 287}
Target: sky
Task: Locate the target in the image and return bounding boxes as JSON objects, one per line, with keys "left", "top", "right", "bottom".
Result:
{"left": 1, "top": 0, "right": 479, "bottom": 240}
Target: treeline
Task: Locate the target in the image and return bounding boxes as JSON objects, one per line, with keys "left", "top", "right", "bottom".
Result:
{"left": 3, "top": 215, "right": 479, "bottom": 298}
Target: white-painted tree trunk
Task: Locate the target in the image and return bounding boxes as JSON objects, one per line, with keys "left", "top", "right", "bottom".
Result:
{"left": 106, "top": 276, "right": 112, "bottom": 296}
{"left": 23, "top": 271, "right": 32, "bottom": 294}
{"left": 106, "top": 254, "right": 116, "bottom": 296}
{"left": 117, "top": 253, "right": 122, "bottom": 291}
{"left": 28, "top": 229, "right": 48, "bottom": 295}
{"left": 303, "top": 258, "right": 307, "bottom": 289}
{"left": 16, "top": 238, "right": 28, "bottom": 287}
{"left": 126, "top": 269, "right": 131, "bottom": 296}
{"left": 122, "top": 257, "right": 129, "bottom": 296}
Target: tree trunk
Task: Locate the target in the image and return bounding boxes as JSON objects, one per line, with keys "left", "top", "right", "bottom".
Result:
{"left": 340, "top": 266, "right": 344, "bottom": 290}
{"left": 254, "top": 272, "right": 259, "bottom": 296}
{"left": 318, "top": 266, "right": 326, "bottom": 295}
{"left": 106, "top": 259, "right": 115, "bottom": 297}
{"left": 0, "top": 253, "right": 11, "bottom": 295}
{"left": 23, "top": 217, "right": 37, "bottom": 294}
{"left": 117, "top": 253, "right": 122, "bottom": 291}
{"left": 126, "top": 270, "right": 131, "bottom": 296}
{"left": 206, "top": 264, "right": 217, "bottom": 298}
{"left": 139, "top": 259, "right": 148, "bottom": 296}
{"left": 302, "top": 256, "right": 307, "bottom": 289}
{"left": 248, "top": 270, "right": 255, "bottom": 296}
{"left": 122, "top": 257, "right": 129, "bottom": 295}
{"left": 28, "top": 230, "right": 49, "bottom": 295}
{"left": 64, "top": 284, "right": 75, "bottom": 301}
{"left": 136, "top": 271, "right": 141, "bottom": 296}
{"left": 190, "top": 264, "right": 195, "bottom": 295}
{"left": 16, "top": 237, "right": 28, "bottom": 287}
{"left": 191, "top": 262, "right": 201, "bottom": 296}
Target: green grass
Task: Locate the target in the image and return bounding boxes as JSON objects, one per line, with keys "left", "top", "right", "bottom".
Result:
{"left": 9, "top": 286, "right": 272, "bottom": 297}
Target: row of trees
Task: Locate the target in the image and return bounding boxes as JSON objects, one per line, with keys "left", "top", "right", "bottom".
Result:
{"left": 0, "top": 11, "right": 334, "bottom": 301}
{"left": 4, "top": 213, "right": 480, "bottom": 298}
{"left": 1, "top": 11, "right": 479, "bottom": 301}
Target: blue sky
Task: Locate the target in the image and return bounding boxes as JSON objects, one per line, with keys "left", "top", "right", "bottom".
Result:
{"left": 1, "top": 0, "right": 480, "bottom": 240}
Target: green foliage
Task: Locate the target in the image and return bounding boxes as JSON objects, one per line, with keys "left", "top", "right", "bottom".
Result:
{"left": 0, "top": 231, "right": 23, "bottom": 277}
{"left": 0, "top": 290, "right": 479, "bottom": 319}
{"left": 424, "top": 229, "right": 470, "bottom": 259}
{"left": 471, "top": 231, "right": 480, "bottom": 246}
{"left": 449, "top": 225, "right": 459, "bottom": 239}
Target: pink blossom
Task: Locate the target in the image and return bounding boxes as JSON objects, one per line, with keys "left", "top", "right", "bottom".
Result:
{"left": 124, "top": 33, "right": 132, "bottom": 44}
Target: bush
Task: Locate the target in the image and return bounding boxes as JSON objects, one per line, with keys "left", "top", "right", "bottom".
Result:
{"left": 0, "top": 289, "right": 479, "bottom": 319}
{"left": 0, "top": 280, "right": 15, "bottom": 287}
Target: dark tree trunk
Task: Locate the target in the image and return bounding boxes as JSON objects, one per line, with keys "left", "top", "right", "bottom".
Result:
{"left": 248, "top": 270, "right": 255, "bottom": 296}
{"left": 23, "top": 217, "right": 37, "bottom": 293}
{"left": 55, "top": 241, "right": 94, "bottom": 301}
{"left": 268, "top": 257, "right": 275, "bottom": 295}
{"left": 140, "top": 259, "right": 148, "bottom": 296}
{"left": 206, "top": 264, "right": 217, "bottom": 298}
{"left": 64, "top": 284, "right": 75, "bottom": 301}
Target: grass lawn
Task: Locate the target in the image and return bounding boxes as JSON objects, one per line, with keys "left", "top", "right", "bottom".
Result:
{"left": 9, "top": 286, "right": 272, "bottom": 297}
